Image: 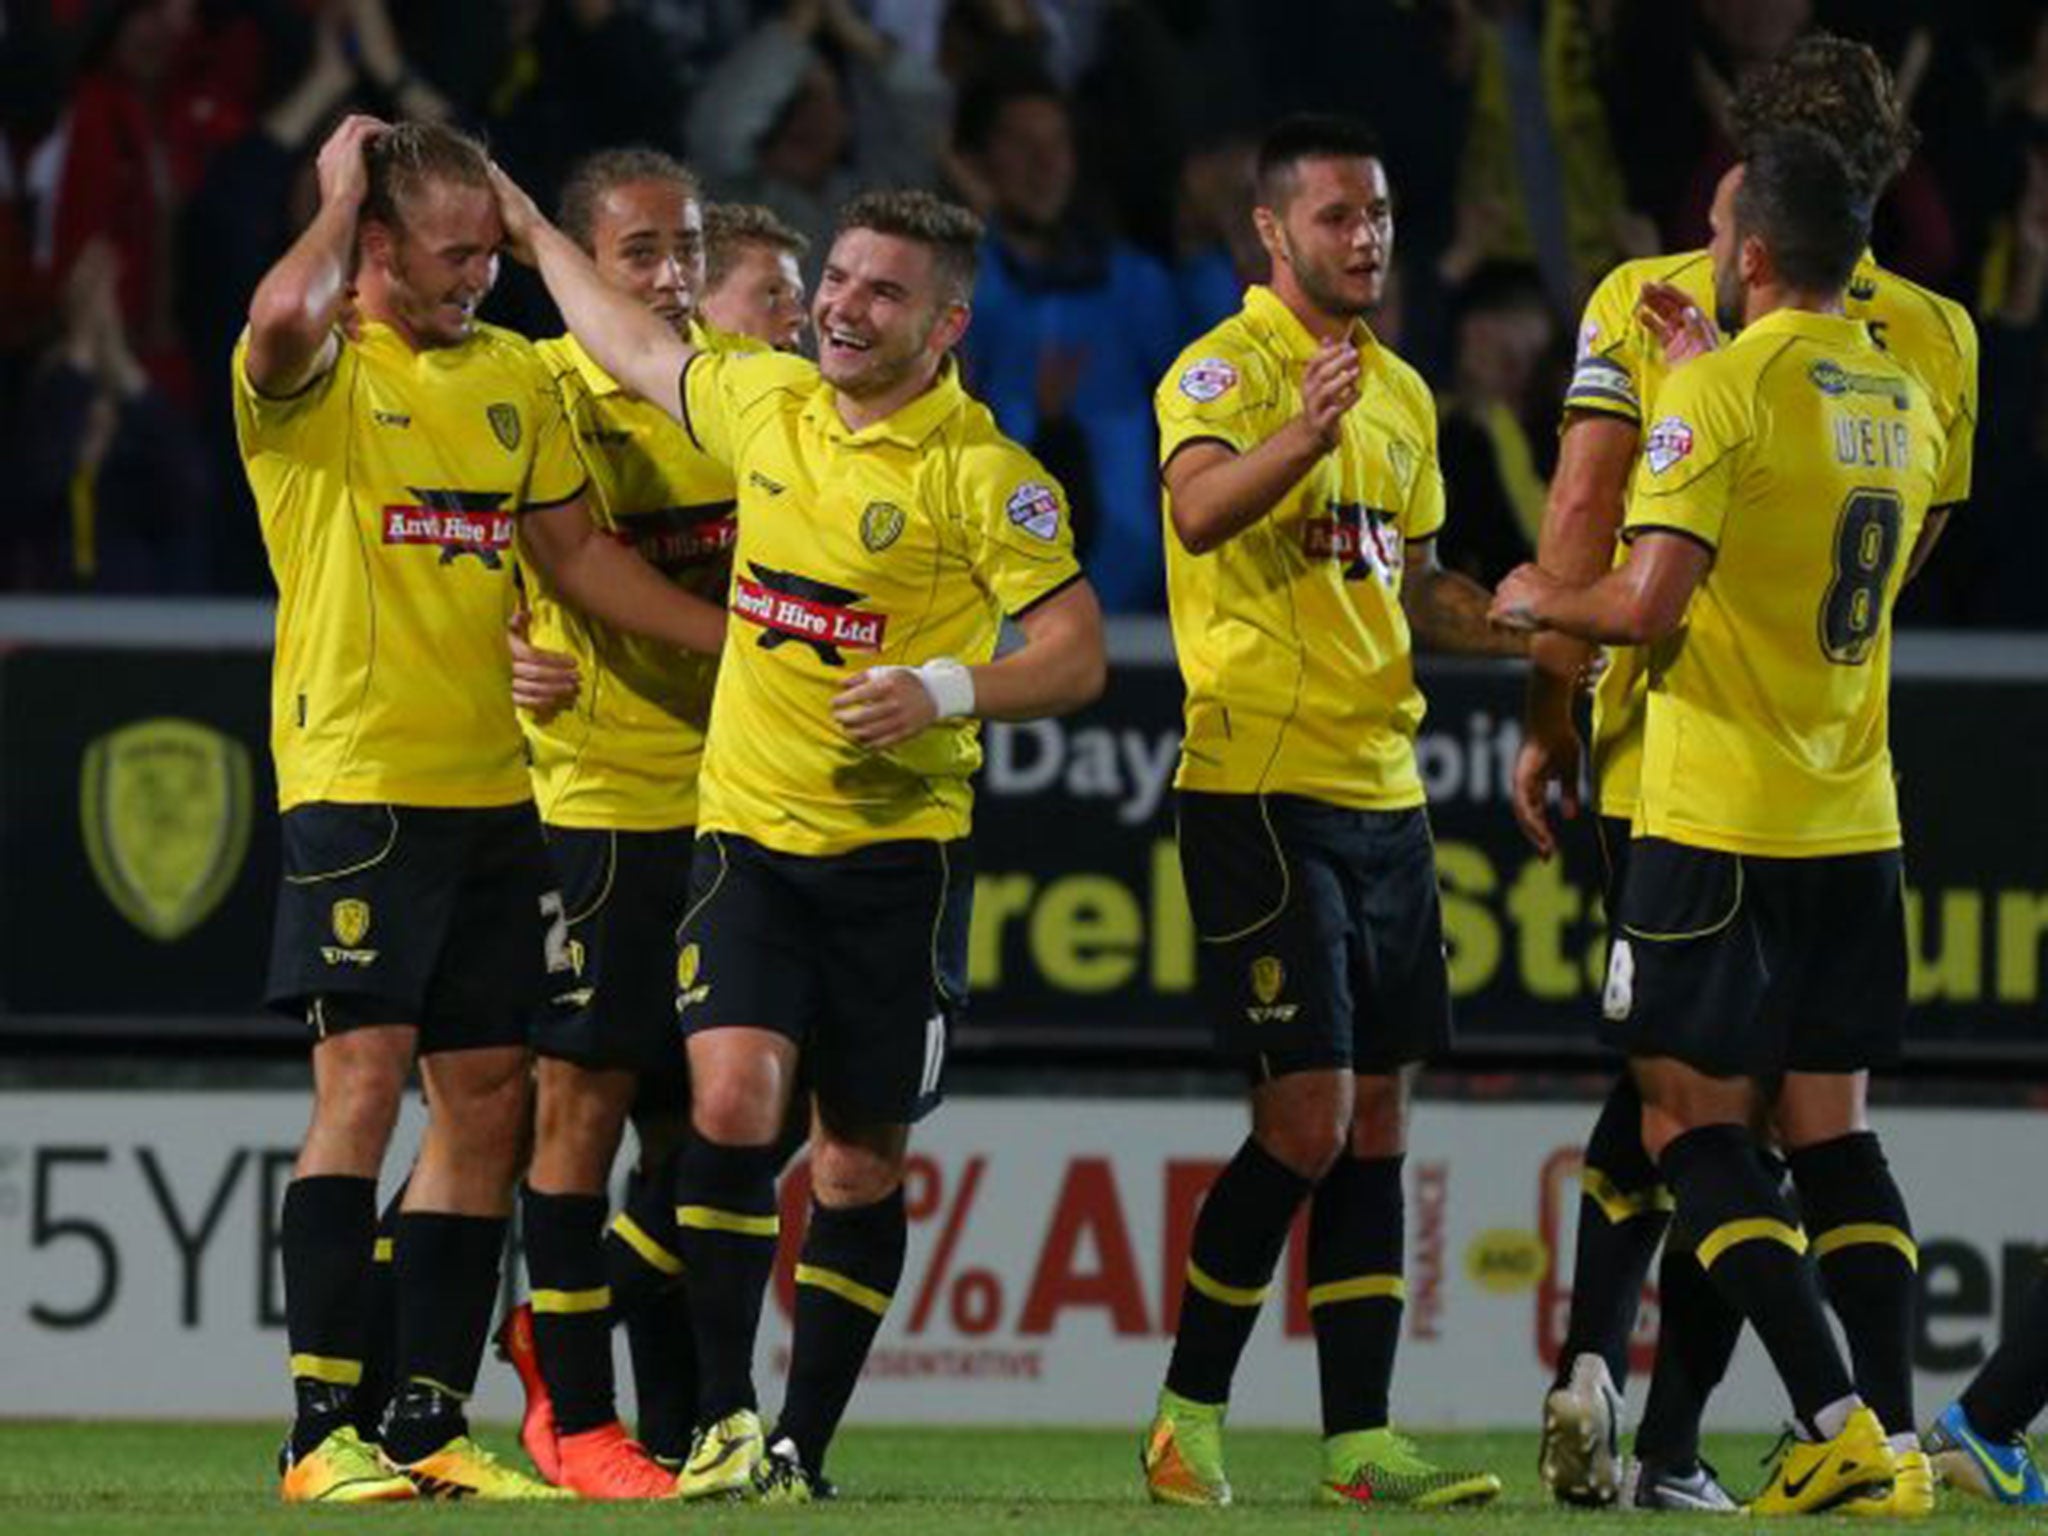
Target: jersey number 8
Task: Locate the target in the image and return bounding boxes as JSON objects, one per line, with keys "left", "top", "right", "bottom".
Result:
{"left": 1819, "top": 488, "right": 1904, "bottom": 666}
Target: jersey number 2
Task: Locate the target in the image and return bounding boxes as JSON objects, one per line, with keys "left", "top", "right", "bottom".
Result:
{"left": 1819, "top": 488, "right": 1904, "bottom": 665}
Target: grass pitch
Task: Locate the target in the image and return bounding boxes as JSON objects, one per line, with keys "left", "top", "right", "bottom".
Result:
{"left": 0, "top": 1422, "right": 2032, "bottom": 1533}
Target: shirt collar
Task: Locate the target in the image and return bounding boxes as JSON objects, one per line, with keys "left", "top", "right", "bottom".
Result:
{"left": 804, "top": 355, "right": 967, "bottom": 449}
{"left": 1242, "top": 283, "right": 1378, "bottom": 364}
{"left": 1733, "top": 306, "right": 1869, "bottom": 350}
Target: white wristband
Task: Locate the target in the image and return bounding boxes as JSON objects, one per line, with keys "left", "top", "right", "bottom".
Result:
{"left": 910, "top": 657, "right": 976, "bottom": 720}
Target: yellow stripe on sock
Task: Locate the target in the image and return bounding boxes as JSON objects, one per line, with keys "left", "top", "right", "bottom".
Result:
{"left": 372, "top": 1237, "right": 393, "bottom": 1263}
{"left": 1305, "top": 1273, "right": 1407, "bottom": 1310}
{"left": 1580, "top": 1166, "right": 1675, "bottom": 1224}
{"left": 406, "top": 1375, "right": 471, "bottom": 1402}
{"left": 610, "top": 1213, "right": 684, "bottom": 1277}
{"left": 1185, "top": 1262, "right": 1268, "bottom": 1308}
{"left": 677, "top": 1205, "right": 780, "bottom": 1238}
{"left": 1697, "top": 1217, "right": 1808, "bottom": 1270}
{"left": 531, "top": 1285, "right": 612, "bottom": 1315}
{"left": 795, "top": 1263, "right": 893, "bottom": 1318}
{"left": 1813, "top": 1223, "right": 1919, "bottom": 1269}
{"left": 290, "top": 1353, "right": 363, "bottom": 1386}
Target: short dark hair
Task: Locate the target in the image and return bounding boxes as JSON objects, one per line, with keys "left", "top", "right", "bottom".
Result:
{"left": 1733, "top": 126, "right": 1872, "bottom": 294}
{"left": 1731, "top": 32, "right": 1916, "bottom": 202}
{"left": 833, "top": 190, "right": 984, "bottom": 303}
{"left": 703, "top": 203, "right": 810, "bottom": 289}
{"left": 362, "top": 120, "right": 491, "bottom": 231}
{"left": 954, "top": 63, "right": 1066, "bottom": 157}
{"left": 1254, "top": 112, "right": 1382, "bottom": 210}
{"left": 557, "top": 146, "right": 699, "bottom": 252}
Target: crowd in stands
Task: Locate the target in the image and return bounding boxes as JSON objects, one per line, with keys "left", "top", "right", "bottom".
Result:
{"left": 2, "top": 0, "right": 2044, "bottom": 626}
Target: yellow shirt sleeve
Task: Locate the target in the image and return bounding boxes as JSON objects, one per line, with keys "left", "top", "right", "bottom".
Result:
{"left": 522, "top": 369, "right": 589, "bottom": 510}
{"left": 1563, "top": 265, "right": 1646, "bottom": 422}
{"left": 679, "top": 349, "right": 816, "bottom": 468}
{"left": 230, "top": 327, "right": 346, "bottom": 447}
{"left": 959, "top": 443, "right": 1084, "bottom": 617}
{"left": 1933, "top": 303, "right": 1978, "bottom": 509}
{"left": 1157, "top": 339, "right": 1267, "bottom": 465}
{"left": 1623, "top": 360, "right": 1750, "bottom": 552}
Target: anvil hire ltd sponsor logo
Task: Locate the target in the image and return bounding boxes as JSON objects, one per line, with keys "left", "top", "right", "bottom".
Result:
{"left": 381, "top": 490, "right": 515, "bottom": 567}
{"left": 732, "top": 563, "right": 887, "bottom": 666}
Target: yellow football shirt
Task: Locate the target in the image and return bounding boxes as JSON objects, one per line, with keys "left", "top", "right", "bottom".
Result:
{"left": 681, "top": 352, "right": 1082, "bottom": 855}
{"left": 1157, "top": 284, "right": 1445, "bottom": 810}
{"left": 1622, "top": 307, "right": 1944, "bottom": 856}
{"left": 1566, "top": 250, "right": 1978, "bottom": 820}
{"left": 522, "top": 329, "right": 739, "bottom": 830}
{"left": 233, "top": 320, "right": 588, "bottom": 811}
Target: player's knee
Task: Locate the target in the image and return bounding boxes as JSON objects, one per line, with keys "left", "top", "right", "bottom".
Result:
{"left": 1348, "top": 1074, "right": 1410, "bottom": 1158}
{"left": 811, "top": 1144, "right": 902, "bottom": 1207}
{"left": 692, "top": 1079, "right": 782, "bottom": 1146}
{"left": 1256, "top": 1119, "right": 1345, "bottom": 1182}
{"left": 433, "top": 1065, "right": 532, "bottom": 1171}
{"left": 311, "top": 1061, "right": 405, "bottom": 1156}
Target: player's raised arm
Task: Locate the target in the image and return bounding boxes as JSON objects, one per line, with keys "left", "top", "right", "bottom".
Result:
{"left": 491, "top": 162, "right": 700, "bottom": 420}
{"left": 1164, "top": 337, "right": 1358, "bottom": 555}
{"left": 520, "top": 499, "right": 727, "bottom": 656}
{"left": 244, "top": 114, "right": 385, "bottom": 396}
{"left": 830, "top": 579, "right": 1106, "bottom": 750}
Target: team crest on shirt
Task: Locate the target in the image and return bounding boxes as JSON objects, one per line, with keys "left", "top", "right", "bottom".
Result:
{"left": 860, "top": 501, "right": 907, "bottom": 553}
{"left": 1387, "top": 437, "right": 1417, "bottom": 493}
{"left": 1006, "top": 481, "right": 1062, "bottom": 541}
{"left": 486, "top": 402, "right": 521, "bottom": 451}
{"left": 1644, "top": 417, "right": 1694, "bottom": 476}
{"left": 1177, "top": 356, "right": 1238, "bottom": 403}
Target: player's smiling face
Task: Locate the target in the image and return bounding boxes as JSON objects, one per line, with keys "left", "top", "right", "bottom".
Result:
{"left": 590, "top": 178, "right": 704, "bottom": 336}
{"left": 369, "top": 177, "right": 502, "bottom": 348}
{"left": 1261, "top": 155, "right": 1393, "bottom": 322}
{"left": 813, "top": 228, "right": 966, "bottom": 402}
{"left": 705, "top": 242, "right": 809, "bottom": 352}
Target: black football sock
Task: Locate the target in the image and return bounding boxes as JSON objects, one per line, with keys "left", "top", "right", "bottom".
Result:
{"left": 1308, "top": 1153, "right": 1406, "bottom": 1435}
{"left": 605, "top": 1156, "right": 694, "bottom": 1459}
{"left": 521, "top": 1185, "right": 616, "bottom": 1436}
{"left": 776, "top": 1188, "right": 908, "bottom": 1474}
{"left": 1961, "top": 1261, "right": 2048, "bottom": 1440}
{"left": 1557, "top": 1075, "right": 1669, "bottom": 1390}
{"left": 1789, "top": 1132, "right": 1919, "bottom": 1436}
{"left": 1633, "top": 1221, "right": 1744, "bottom": 1469}
{"left": 1164, "top": 1137, "right": 1313, "bottom": 1406}
{"left": 1658, "top": 1125, "right": 1854, "bottom": 1432}
{"left": 606, "top": 1156, "right": 686, "bottom": 1322}
{"left": 283, "top": 1175, "right": 378, "bottom": 1459}
{"left": 350, "top": 1180, "right": 405, "bottom": 1443}
{"left": 674, "top": 1138, "right": 782, "bottom": 1422}
{"left": 624, "top": 1281, "right": 697, "bottom": 1462}
{"left": 379, "top": 1211, "right": 507, "bottom": 1462}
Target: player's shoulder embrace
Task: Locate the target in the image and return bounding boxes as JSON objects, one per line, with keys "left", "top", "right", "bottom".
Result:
{"left": 714, "top": 347, "right": 819, "bottom": 410}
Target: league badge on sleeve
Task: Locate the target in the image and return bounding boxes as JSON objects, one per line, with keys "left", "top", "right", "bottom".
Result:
{"left": 1006, "top": 481, "right": 1063, "bottom": 541}
{"left": 1177, "top": 357, "right": 1238, "bottom": 404}
{"left": 1644, "top": 417, "right": 1694, "bottom": 476}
